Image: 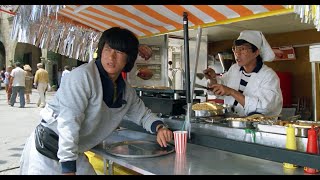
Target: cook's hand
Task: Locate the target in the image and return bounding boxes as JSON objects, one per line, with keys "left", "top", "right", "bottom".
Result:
{"left": 138, "top": 45, "right": 153, "bottom": 60}
{"left": 209, "top": 84, "right": 235, "bottom": 96}
{"left": 203, "top": 68, "right": 216, "bottom": 80}
{"left": 156, "top": 128, "right": 173, "bottom": 148}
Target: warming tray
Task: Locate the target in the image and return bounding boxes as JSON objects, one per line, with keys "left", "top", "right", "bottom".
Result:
{"left": 256, "top": 124, "right": 309, "bottom": 137}
{"left": 105, "top": 140, "right": 175, "bottom": 158}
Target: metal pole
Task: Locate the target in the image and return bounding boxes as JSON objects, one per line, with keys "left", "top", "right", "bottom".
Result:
{"left": 183, "top": 12, "right": 190, "bottom": 105}
{"left": 183, "top": 12, "right": 191, "bottom": 135}
{"left": 311, "top": 62, "right": 318, "bottom": 121}
{"left": 190, "top": 26, "right": 202, "bottom": 105}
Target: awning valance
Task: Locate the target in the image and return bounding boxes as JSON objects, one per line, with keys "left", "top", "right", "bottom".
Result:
{"left": 10, "top": 5, "right": 295, "bottom": 62}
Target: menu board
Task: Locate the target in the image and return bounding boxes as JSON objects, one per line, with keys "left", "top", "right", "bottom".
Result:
{"left": 136, "top": 64, "right": 161, "bottom": 80}
{"left": 136, "top": 45, "right": 161, "bottom": 63}
{"left": 135, "top": 45, "right": 162, "bottom": 80}
{"left": 272, "top": 46, "right": 296, "bottom": 61}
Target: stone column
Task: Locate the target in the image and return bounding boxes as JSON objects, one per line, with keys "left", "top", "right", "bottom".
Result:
{"left": 46, "top": 59, "right": 53, "bottom": 86}
{"left": 0, "top": 13, "right": 16, "bottom": 67}
{"left": 41, "top": 49, "right": 47, "bottom": 59}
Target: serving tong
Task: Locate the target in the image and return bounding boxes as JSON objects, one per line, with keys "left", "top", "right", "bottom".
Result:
{"left": 194, "top": 83, "right": 213, "bottom": 91}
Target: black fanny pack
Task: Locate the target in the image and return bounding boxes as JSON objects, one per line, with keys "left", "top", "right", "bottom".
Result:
{"left": 34, "top": 123, "right": 59, "bottom": 161}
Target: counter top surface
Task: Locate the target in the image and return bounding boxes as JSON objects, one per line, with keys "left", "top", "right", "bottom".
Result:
{"left": 91, "top": 129, "right": 306, "bottom": 175}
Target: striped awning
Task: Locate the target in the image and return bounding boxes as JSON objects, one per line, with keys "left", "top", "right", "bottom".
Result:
{"left": 59, "top": 5, "right": 291, "bottom": 38}
{"left": 10, "top": 5, "right": 294, "bottom": 62}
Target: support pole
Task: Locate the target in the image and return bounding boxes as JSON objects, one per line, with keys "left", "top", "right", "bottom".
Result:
{"left": 183, "top": 12, "right": 191, "bottom": 136}
{"left": 190, "top": 26, "right": 202, "bottom": 105}
{"left": 183, "top": 12, "right": 190, "bottom": 105}
{"left": 311, "top": 62, "right": 318, "bottom": 121}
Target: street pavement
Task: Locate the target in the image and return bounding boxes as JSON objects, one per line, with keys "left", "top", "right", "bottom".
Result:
{"left": 0, "top": 86, "right": 56, "bottom": 175}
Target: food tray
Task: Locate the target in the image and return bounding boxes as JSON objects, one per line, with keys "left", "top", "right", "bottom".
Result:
{"left": 256, "top": 124, "right": 308, "bottom": 137}
{"left": 296, "top": 120, "right": 320, "bottom": 127}
{"left": 105, "top": 140, "right": 175, "bottom": 158}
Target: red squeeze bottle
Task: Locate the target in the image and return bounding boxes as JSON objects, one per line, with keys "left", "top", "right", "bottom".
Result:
{"left": 304, "top": 125, "right": 319, "bottom": 174}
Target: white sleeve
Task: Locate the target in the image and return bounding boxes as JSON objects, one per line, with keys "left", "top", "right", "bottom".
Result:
{"left": 56, "top": 70, "right": 91, "bottom": 162}
{"left": 123, "top": 87, "right": 160, "bottom": 133}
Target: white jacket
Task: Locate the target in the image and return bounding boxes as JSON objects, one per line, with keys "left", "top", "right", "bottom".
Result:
{"left": 219, "top": 64, "right": 283, "bottom": 116}
{"left": 40, "top": 60, "right": 159, "bottom": 163}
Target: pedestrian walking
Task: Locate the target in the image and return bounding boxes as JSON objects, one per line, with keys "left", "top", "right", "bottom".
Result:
{"left": 34, "top": 63, "right": 49, "bottom": 108}
{"left": 23, "top": 64, "right": 33, "bottom": 104}
{"left": 9, "top": 62, "right": 26, "bottom": 108}
{"left": 4, "top": 66, "right": 13, "bottom": 104}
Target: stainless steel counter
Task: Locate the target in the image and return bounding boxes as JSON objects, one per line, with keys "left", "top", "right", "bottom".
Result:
{"left": 163, "top": 118, "right": 309, "bottom": 151}
{"left": 119, "top": 118, "right": 320, "bottom": 170}
{"left": 91, "top": 129, "right": 307, "bottom": 175}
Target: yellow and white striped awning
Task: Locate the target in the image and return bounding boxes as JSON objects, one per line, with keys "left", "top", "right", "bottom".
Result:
{"left": 59, "top": 5, "right": 291, "bottom": 38}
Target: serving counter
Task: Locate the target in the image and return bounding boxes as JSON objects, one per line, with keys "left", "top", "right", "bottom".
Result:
{"left": 119, "top": 118, "right": 320, "bottom": 171}
{"left": 91, "top": 129, "right": 308, "bottom": 175}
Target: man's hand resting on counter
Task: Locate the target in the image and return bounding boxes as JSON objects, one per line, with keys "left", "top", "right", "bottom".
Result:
{"left": 156, "top": 124, "right": 173, "bottom": 148}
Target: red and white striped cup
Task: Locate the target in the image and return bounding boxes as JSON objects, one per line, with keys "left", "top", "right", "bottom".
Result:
{"left": 173, "top": 131, "right": 188, "bottom": 154}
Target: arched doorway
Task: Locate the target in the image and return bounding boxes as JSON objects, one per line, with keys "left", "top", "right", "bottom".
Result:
{"left": 0, "top": 41, "right": 5, "bottom": 69}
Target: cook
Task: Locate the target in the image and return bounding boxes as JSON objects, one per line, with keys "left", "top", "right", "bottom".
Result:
{"left": 19, "top": 27, "right": 173, "bottom": 175}
{"left": 204, "top": 30, "right": 283, "bottom": 116}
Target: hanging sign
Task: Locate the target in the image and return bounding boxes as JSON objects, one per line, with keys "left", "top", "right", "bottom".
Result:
{"left": 272, "top": 46, "right": 296, "bottom": 61}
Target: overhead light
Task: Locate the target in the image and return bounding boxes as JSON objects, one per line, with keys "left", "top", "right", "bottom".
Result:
{"left": 73, "top": 5, "right": 91, "bottom": 14}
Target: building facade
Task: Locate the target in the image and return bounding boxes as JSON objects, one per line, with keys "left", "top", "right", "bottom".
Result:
{"left": 0, "top": 12, "right": 79, "bottom": 87}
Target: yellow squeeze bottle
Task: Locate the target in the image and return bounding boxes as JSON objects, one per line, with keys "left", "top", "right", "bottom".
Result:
{"left": 283, "top": 124, "right": 297, "bottom": 169}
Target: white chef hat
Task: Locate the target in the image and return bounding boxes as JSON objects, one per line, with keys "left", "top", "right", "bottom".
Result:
{"left": 237, "top": 30, "right": 275, "bottom": 62}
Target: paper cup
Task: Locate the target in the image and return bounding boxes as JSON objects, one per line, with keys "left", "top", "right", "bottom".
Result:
{"left": 173, "top": 131, "right": 188, "bottom": 154}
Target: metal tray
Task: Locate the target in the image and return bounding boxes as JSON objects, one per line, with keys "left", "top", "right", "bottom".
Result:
{"left": 105, "top": 140, "right": 175, "bottom": 158}
{"left": 225, "top": 117, "right": 256, "bottom": 129}
{"left": 193, "top": 109, "right": 224, "bottom": 117}
{"left": 256, "top": 124, "right": 308, "bottom": 137}
{"left": 186, "top": 103, "right": 231, "bottom": 117}
{"left": 228, "top": 120, "right": 254, "bottom": 129}
{"left": 296, "top": 120, "right": 320, "bottom": 127}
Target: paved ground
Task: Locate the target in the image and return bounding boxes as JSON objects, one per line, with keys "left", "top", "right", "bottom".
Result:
{"left": 0, "top": 86, "right": 56, "bottom": 175}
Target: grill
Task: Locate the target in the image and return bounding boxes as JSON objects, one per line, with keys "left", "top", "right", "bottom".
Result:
{"left": 135, "top": 88, "right": 204, "bottom": 116}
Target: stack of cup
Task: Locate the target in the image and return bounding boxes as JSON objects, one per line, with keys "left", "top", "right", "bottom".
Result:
{"left": 173, "top": 131, "right": 188, "bottom": 154}
{"left": 304, "top": 125, "right": 319, "bottom": 174}
{"left": 283, "top": 124, "right": 297, "bottom": 169}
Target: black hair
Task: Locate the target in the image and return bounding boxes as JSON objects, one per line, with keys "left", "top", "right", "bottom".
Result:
{"left": 97, "top": 27, "right": 139, "bottom": 72}
{"left": 233, "top": 39, "right": 263, "bottom": 62}
{"left": 15, "top": 62, "right": 21, "bottom": 68}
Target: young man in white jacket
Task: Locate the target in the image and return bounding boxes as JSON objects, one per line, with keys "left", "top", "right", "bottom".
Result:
{"left": 204, "top": 30, "right": 283, "bottom": 116}
{"left": 20, "top": 27, "right": 173, "bottom": 175}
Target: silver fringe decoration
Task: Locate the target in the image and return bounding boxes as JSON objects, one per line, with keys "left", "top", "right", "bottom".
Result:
{"left": 288, "top": 5, "right": 320, "bottom": 31}
{"left": 10, "top": 5, "right": 102, "bottom": 62}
